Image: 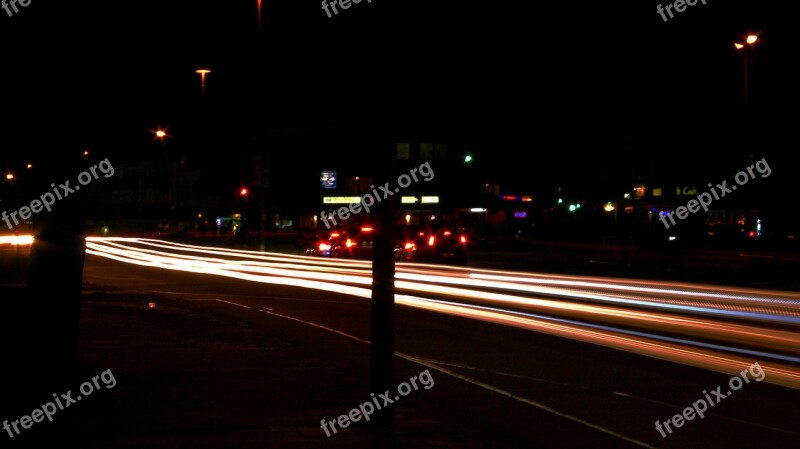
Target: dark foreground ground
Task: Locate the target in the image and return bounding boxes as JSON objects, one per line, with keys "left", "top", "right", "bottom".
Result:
{"left": 2, "top": 284, "right": 531, "bottom": 448}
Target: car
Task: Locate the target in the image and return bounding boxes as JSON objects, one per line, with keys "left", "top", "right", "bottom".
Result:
{"left": 305, "top": 229, "right": 349, "bottom": 258}
{"left": 306, "top": 224, "right": 468, "bottom": 265}
{"left": 396, "top": 226, "right": 468, "bottom": 265}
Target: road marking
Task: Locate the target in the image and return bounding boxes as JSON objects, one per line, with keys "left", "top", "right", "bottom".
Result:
{"left": 249, "top": 306, "right": 659, "bottom": 448}
{"left": 257, "top": 309, "right": 371, "bottom": 344}
{"left": 402, "top": 353, "right": 660, "bottom": 449}
{"left": 410, "top": 357, "right": 569, "bottom": 386}
{"left": 215, "top": 299, "right": 254, "bottom": 309}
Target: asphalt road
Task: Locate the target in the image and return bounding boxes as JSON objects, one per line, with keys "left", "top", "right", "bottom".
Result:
{"left": 74, "top": 239, "right": 800, "bottom": 449}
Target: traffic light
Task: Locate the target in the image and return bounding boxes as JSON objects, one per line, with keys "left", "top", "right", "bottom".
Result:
{"left": 464, "top": 154, "right": 473, "bottom": 163}
{"left": 239, "top": 187, "right": 249, "bottom": 197}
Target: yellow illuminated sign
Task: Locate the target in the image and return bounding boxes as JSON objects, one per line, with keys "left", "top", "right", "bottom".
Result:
{"left": 323, "top": 196, "right": 362, "bottom": 204}
{"left": 402, "top": 196, "right": 439, "bottom": 204}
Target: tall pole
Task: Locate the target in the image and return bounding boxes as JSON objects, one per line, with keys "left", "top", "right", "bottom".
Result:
{"left": 736, "top": 34, "right": 758, "bottom": 164}
{"left": 744, "top": 47, "right": 749, "bottom": 157}
{"left": 258, "top": 186, "right": 266, "bottom": 251}
{"left": 369, "top": 0, "right": 397, "bottom": 427}
{"left": 257, "top": 0, "right": 262, "bottom": 33}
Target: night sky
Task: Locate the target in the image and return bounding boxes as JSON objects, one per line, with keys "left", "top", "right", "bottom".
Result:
{"left": 2, "top": 1, "right": 798, "bottom": 196}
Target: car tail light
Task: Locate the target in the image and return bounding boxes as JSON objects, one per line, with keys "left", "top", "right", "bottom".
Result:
{"left": 443, "top": 231, "right": 452, "bottom": 236}
{"left": 404, "top": 242, "right": 416, "bottom": 250}
{"left": 318, "top": 243, "right": 331, "bottom": 251}
{"left": 346, "top": 238, "right": 355, "bottom": 248}
{"left": 361, "top": 226, "right": 374, "bottom": 232}
{"left": 460, "top": 236, "right": 467, "bottom": 244}
{"left": 330, "top": 232, "right": 340, "bottom": 238}
{"left": 428, "top": 235, "right": 435, "bottom": 246}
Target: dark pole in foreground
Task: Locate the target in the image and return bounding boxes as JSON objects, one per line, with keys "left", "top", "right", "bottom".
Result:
{"left": 370, "top": 177, "right": 396, "bottom": 425}
{"left": 369, "top": 1, "right": 398, "bottom": 425}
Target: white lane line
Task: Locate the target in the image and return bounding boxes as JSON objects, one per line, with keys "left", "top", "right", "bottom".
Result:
{"left": 256, "top": 308, "right": 371, "bottom": 345}
{"left": 409, "top": 357, "right": 570, "bottom": 386}
{"left": 215, "top": 299, "right": 255, "bottom": 309}
{"left": 212, "top": 301, "right": 659, "bottom": 449}
{"left": 402, "top": 353, "right": 660, "bottom": 449}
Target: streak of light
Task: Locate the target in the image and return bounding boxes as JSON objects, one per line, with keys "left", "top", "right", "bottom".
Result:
{"left": 84, "top": 237, "right": 800, "bottom": 389}
{"left": 0, "top": 235, "right": 34, "bottom": 245}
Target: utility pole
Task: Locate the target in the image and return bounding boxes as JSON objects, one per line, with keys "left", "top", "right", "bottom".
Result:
{"left": 368, "top": 0, "right": 397, "bottom": 426}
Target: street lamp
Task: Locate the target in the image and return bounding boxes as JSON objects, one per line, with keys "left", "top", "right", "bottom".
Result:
{"left": 735, "top": 34, "right": 758, "bottom": 108}
{"left": 257, "top": 0, "right": 263, "bottom": 31}
{"left": 196, "top": 69, "right": 211, "bottom": 98}
{"left": 155, "top": 130, "right": 167, "bottom": 139}
{"left": 735, "top": 34, "right": 758, "bottom": 155}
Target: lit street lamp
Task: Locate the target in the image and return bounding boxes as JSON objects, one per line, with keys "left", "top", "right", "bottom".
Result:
{"left": 196, "top": 69, "right": 211, "bottom": 98}
{"left": 257, "top": 0, "right": 263, "bottom": 31}
{"left": 735, "top": 33, "right": 758, "bottom": 154}
{"left": 735, "top": 34, "right": 758, "bottom": 112}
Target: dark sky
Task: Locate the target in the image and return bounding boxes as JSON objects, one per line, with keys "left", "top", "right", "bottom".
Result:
{"left": 2, "top": 0, "right": 798, "bottom": 194}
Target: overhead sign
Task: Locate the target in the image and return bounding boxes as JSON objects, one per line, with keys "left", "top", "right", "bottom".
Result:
{"left": 323, "top": 196, "right": 361, "bottom": 204}
{"left": 320, "top": 171, "right": 337, "bottom": 189}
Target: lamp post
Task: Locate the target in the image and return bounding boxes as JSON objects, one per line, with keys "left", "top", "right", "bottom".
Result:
{"left": 735, "top": 34, "right": 758, "bottom": 157}
{"left": 257, "top": 0, "right": 263, "bottom": 32}
{"left": 153, "top": 127, "right": 178, "bottom": 211}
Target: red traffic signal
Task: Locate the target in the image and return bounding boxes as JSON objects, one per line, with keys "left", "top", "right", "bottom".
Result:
{"left": 239, "top": 187, "right": 249, "bottom": 197}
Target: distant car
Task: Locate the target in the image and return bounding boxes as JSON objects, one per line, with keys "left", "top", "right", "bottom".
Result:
{"left": 304, "top": 226, "right": 375, "bottom": 258}
{"left": 330, "top": 226, "right": 376, "bottom": 260}
{"left": 396, "top": 227, "right": 468, "bottom": 265}
{"left": 306, "top": 225, "right": 468, "bottom": 265}
{"left": 305, "top": 229, "right": 348, "bottom": 258}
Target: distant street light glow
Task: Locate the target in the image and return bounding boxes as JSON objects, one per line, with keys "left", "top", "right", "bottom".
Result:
{"left": 196, "top": 69, "right": 211, "bottom": 97}
{"left": 746, "top": 34, "right": 758, "bottom": 44}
